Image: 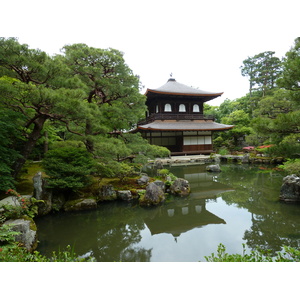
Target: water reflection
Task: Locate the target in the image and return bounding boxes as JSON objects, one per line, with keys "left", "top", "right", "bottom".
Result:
{"left": 144, "top": 198, "right": 225, "bottom": 238}
{"left": 35, "top": 164, "right": 300, "bottom": 261}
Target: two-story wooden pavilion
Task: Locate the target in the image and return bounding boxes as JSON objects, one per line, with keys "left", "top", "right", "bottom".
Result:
{"left": 134, "top": 78, "right": 233, "bottom": 155}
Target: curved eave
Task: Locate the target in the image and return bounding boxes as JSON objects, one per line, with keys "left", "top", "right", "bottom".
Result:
{"left": 136, "top": 126, "right": 234, "bottom": 132}
{"left": 145, "top": 88, "right": 223, "bottom": 98}
{"left": 135, "top": 120, "right": 234, "bottom": 132}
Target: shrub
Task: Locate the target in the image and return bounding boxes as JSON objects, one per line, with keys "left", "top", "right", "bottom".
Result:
{"left": 204, "top": 243, "right": 300, "bottom": 262}
{"left": 279, "top": 159, "right": 300, "bottom": 176}
{"left": 42, "top": 145, "right": 95, "bottom": 191}
{"left": 265, "top": 143, "right": 300, "bottom": 158}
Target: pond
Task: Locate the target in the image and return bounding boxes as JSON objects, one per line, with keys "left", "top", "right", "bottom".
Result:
{"left": 35, "top": 164, "right": 300, "bottom": 262}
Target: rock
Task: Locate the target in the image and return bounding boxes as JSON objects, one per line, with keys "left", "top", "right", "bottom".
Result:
{"left": 32, "top": 172, "right": 66, "bottom": 216}
{"left": 4, "top": 218, "right": 37, "bottom": 252}
{"left": 117, "top": 190, "right": 133, "bottom": 201}
{"left": 139, "top": 182, "right": 165, "bottom": 207}
{"left": 153, "top": 180, "right": 165, "bottom": 192}
{"left": 64, "top": 198, "right": 97, "bottom": 211}
{"left": 137, "top": 175, "right": 149, "bottom": 186}
{"left": 280, "top": 174, "right": 300, "bottom": 202}
{"left": 170, "top": 178, "right": 190, "bottom": 197}
{"left": 241, "top": 154, "right": 250, "bottom": 163}
{"left": 33, "top": 172, "right": 43, "bottom": 200}
{"left": 206, "top": 164, "right": 221, "bottom": 172}
{"left": 154, "top": 159, "right": 164, "bottom": 170}
{"left": 98, "top": 185, "right": 117, "bottom": 201}
{"left": 0, "top": 196, "right": 22, "bottom": 208}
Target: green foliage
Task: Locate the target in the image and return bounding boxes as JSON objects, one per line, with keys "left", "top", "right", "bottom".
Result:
{"left": 0, "top": 109, "right": 24, "bottom": 191}
{"left": 42, "top": 143, "right": 95, "bottom": 190}
{"left": 277, "top": 37, "right": 300, "bottom": 101}
{"left": 241, "top": 51, "right": 282, "bottom": 96}
{"left": 265, "top": 143, "right": 300, "bottom": 158}
{"left": 218, "top": 148, "right": 229, "bottom": 155}
{"left": 279, "top": 159, "right": 300, "bottom": 176}
{"left": 204, "top": 243, "right": 300, "bottom": 262}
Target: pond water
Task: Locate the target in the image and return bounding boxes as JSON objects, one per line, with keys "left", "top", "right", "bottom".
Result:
{"left": 35, "top": 164, "right": 300, "bottom": 262}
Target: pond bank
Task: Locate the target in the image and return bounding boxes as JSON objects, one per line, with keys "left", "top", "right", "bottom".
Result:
{"left": 150, "top": 154, "right": 285, "bottom": 166}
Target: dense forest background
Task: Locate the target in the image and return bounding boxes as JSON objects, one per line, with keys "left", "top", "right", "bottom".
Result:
{"left": 0, "top": 37, "right": 299, "bottom": 193}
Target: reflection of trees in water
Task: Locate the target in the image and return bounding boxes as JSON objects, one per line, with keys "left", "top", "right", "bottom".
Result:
{"left": 92, "top": 203, "right": 152, "bottom": 262}
{"left": 216, "top": 164, "right": 300, "bottom": 253}
{"left": 36, "top": 202, "right": 153, "bottom": 262}
{"left": 94, "top": 222, "right": 151, "bottom": 262}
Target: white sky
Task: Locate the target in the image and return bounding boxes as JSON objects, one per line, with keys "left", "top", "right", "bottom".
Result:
{"left": 1, "top": 0, "right": 299, "bottom": 106}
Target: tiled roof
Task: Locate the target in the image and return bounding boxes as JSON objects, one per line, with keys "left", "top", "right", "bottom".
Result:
{"left": 145, "top": 78, "right": 223, "bottom": 97}
{"left": 137, "top": 120, "right": 234, "bottom": 131}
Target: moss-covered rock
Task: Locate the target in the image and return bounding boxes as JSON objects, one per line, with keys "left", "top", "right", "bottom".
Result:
{"left": 170, "top": 178, "right": 191, "bottom": 197}
{"left": 64, "top": 198, "right": 97, "bottom": 212}
{"left": 98, "top": 185, "right": 117, "bottom": 201}
{"left": 4, "top": 218, "right": 38, "bottom": 252}
{"left": 139, "top": 182, "right": 165, "bottom": 207}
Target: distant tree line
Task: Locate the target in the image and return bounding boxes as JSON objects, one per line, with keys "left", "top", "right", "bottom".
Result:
{"left": 204, "top": 37, "right": 300, "bottom": 159}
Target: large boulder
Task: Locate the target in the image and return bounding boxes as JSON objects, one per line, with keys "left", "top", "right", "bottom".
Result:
{"left": 64, "top": 198, "right": 97, "bottom": 212}
{"left": 206, "top": 164, "right": 221, "bottom": 172}
{"left": 139, "top": 182, "right": 165, "bottom": 207}
{"left": 4, "top": 218, "right": 37, "bottom": 252}
{"left": 98, "top": 185, "right": 117, "bottom": 201}
{"left": 280, "top": 174, "right": 300, "bottom": 202}
{"left": 153, "top": 180, "right": 166, "bottom": 192}
{"left": 170, "top": 178, "right": 190, "bottom": 197}
{"left": 117, "top": 190, "right": 133, "bottom": 202}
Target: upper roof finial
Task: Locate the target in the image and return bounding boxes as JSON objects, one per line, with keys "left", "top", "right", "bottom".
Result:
{"left": 170, "top": 72, "right": 173, "bottom": 78}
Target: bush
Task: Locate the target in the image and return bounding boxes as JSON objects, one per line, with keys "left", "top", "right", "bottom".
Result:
{"left": 42, "top": 145, "right": 95, "bottom": 191}
{"left": 204, "top": 243, "right": 300, "bottom": 262}
{"left": 279, "top": 159, "right": 300, "bottom": 176}
{"left": 265, "top": 143, "right": 300, "bottom": 158}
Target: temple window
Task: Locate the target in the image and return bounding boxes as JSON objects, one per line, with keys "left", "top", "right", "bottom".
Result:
{"left": 193, "top": 104, "right": 200, "bottom": 112}
{"left": 179, "top": 104, "right": 186, "bottom": 112}
{"left": 164, "top": 103, "right": 172, "bottom": 112}
{"left": 156, "top": 105, "right": 159, "bottom": 113}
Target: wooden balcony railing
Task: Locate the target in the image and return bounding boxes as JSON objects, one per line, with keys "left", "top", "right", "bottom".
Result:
{"left": 138, "top": 113, "right": 215, "bottom": 125}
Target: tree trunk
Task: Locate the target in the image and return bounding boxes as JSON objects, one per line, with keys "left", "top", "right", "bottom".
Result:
{"left": 84, "top": 120, "right": 94, "bottom": 153}
{"left": 13, "top": 115, "right": 48, "bottom": 179}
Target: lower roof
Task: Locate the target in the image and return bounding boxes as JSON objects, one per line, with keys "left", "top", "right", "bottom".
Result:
{"left": 136, "top": 120, "right": 234, "bottom": 131}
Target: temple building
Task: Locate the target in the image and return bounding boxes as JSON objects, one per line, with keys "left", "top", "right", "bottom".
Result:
{"left": 134, "top": 78, "right": 234, "bottom": 155}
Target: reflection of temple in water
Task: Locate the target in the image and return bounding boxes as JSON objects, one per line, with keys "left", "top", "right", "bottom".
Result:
{"left": 144, "top": 165, "right": 234, "bottom": 238}
{"left": 144, "top": 198, "right": 226, "bottom": 238}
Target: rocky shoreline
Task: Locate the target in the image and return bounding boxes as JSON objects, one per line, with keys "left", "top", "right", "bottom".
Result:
{"left": 1, "top": 155, "right": 297, "bottom": 254}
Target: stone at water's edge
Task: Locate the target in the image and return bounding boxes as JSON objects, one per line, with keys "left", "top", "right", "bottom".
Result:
{"left": 140, "top": 182, "right": 165, "bottom": 207}
{"left": 4, "top": 218, "right": 37, "bottom": 252}
{"left": 206, "top": 164, "right": 221, "bottom": 172}
{"left": 98, "top": 185, "right": 117, "bottom": 201}
{"left": 280, "top": 174, "right": 300, "bottom": 202}
{"left": 117, "top": 190, "right": 133, "bottom": 201}
{"left": 64, "top": 198, "right": 97, "bottom": 211}
{"left": 170, "top": 178, "right": 190, "bottom": 197}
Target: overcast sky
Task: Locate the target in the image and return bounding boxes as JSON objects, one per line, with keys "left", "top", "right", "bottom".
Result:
{"left": 2, "top": 0, "right": 299, "bottom": 105}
